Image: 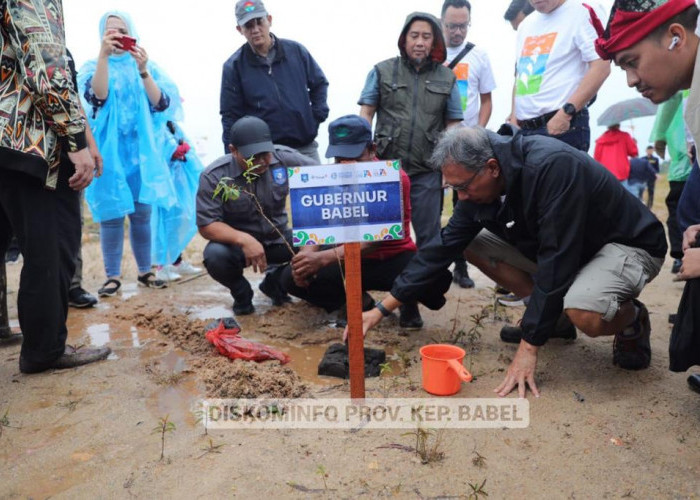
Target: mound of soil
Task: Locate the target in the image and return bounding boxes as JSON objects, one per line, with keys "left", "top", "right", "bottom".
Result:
{"left": 114, "top": 302, "right": 308, "bottom": 399}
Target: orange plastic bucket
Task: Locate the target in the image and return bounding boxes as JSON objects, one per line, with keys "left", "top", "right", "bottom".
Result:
{"left": 420, "top": 344, "right": 473, "bottom": 396}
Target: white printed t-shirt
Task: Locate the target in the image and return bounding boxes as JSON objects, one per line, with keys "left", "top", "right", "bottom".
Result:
{"left": 514, "top": 0, "right": 603, "bottom": 120}
{"left": 446, "top": 43, "right": 496, "bottom": 126}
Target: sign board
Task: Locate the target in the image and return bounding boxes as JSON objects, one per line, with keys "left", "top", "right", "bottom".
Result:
{"left": 288, "top": 161, "right": 403, "bottom": 246}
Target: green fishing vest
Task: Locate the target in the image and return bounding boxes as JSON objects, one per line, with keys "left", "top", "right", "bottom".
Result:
{"left": 374, "top": 57, "right": 456, "bottom": 176}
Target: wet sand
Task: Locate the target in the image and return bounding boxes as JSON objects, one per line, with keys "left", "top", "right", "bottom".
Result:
{"left": 1, "top": 190, "right": 699, "bottom": 498}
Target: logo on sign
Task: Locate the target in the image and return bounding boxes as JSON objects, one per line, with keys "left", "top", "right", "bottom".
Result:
{"left": 301, "top": 173, "right": 309, "bottom": 183}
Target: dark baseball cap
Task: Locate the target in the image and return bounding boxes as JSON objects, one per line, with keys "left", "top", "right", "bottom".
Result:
{"left": 235, "top": 0, "right": 268, "bottom": 26}
{"left": 229, "top": 116, "right": 275, "bottom": 157}
{"left": 325, "top": 115, "right": 372, "bottom": 159}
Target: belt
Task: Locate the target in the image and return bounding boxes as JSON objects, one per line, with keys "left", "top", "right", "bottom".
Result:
{"left": 517, "top": 110, "right": 558, "bottom": 130}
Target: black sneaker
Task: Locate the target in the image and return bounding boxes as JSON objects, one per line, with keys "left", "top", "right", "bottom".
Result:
{"left": 613, "top": 300, "right": 651, "bottom": 370}
{"left": 0, "top": 329, "right": 22, "bottom": 344}
{"left": 452, "top": 262, "right": 475, "bottom": 289}
{"left": 500, "top": 314, "right": 577, "bottom": 343}
{"left": 68, "top": 287, "right": 98, "bottom": 308}
{"left": 399, "top": 303, "right": 424, "bottom": 329}
{"left": 233, "top": 300, "right": 255, "bottom": 316}
{"left": 259, "top": 273, "right": 292, "bottom": 306}
{"left": 688, "top": 374, "right": 700, "bottom": 394}
{"left": 671, "top": 259, "right": 682, "bottom": 274}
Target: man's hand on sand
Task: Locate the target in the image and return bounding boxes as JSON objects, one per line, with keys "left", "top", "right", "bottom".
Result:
{"left": 495, "top": 340, "right": 540, "bottom": 398}
{"left": 342, "top": 308, "right": 382, "bottom": 342}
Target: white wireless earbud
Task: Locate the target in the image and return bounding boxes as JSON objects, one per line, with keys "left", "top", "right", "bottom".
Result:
{"left": 668, "top": 36, "right": 680, "bottom": 50}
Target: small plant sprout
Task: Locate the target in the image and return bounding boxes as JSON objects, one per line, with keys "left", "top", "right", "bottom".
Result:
{"left": 402, "top": 426, "right": 445, "bottom": 464}
{"left": 465, "top": 310, "right": 488, "bottom": 373}
{"left": 193, "top": 403, "right": 209, "bottom": 436}
{"left": 472, "top": 449, "right": 487, "bottom": 468}
{"left": 197, "top": 438, "right": 224, "bottom": 459}
{"left": 152, "top": 415, "right": 176, "bottom": 461}
{"left": 379, "top": 361, "right": 393, "bottom": 397}
{"left": 0, "top": 407, "right": 19, "bottom": 437}
{"left": 316, "top": 464, "right": 329, "bottom": 491}
{"left": 467, "top": 478, "right": 488, "bottom": 499}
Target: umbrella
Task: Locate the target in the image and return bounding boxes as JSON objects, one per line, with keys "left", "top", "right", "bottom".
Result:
{"left": 596, "top": 97, "right": 658, "bottom": 127}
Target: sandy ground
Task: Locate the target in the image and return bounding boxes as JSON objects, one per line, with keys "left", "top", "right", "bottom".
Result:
{"left": 1, "top": 183, "right": 699, "bottom": 499}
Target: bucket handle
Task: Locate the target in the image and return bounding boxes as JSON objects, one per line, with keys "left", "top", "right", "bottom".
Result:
{"left": 447, "top": 359, "right": 473, "bottom": 383}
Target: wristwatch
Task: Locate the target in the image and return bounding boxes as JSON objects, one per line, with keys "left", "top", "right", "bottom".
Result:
{"left": 374, "top": 301, "right": 392, "bottom": 317}
{"left": 562, "top": 102, "right": 577, "bottom": 116}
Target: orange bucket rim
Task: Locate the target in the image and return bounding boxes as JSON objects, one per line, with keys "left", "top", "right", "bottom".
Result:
{"left": 419, "top": 344, "right": 466, "bottom": 361}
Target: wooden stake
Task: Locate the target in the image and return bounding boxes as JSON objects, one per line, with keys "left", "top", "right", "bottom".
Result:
{"left": 344, "top": 242, "right": 365, "bottom": 399}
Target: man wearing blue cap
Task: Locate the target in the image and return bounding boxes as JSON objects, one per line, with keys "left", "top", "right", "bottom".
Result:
{"left": 281, "top": 115, "right": 427, "bottom": 328}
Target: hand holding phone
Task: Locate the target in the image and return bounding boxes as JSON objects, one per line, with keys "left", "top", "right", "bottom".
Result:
{"left": 117, "top": 35, "right": 137, "bottom": 51}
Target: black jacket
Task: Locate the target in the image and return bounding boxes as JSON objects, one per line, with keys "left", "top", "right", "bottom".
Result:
{"left": 220, "top": 36, "right": 329, "bottom": 151}
{"left": 392, "top": 127, "right": 668, "bottom": 345}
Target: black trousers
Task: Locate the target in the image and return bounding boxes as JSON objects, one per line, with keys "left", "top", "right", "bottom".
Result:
{"left": 666, "top": 180, "right": 687, "bottom": 259}
{"left": 0, "top": 162, "right": 80, "bottom": 364}
{"left": 203, "top": 240, "right": 294, "bottom": 303}
{"left": 281, "top": 251, "right": 415, "bottom": 312}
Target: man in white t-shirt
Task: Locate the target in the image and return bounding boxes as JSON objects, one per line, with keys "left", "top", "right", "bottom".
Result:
{"left": 441, "top": 0, "right": 497, "bottom": 289}
{"left": 509, "top": 0, "right": 610, "bottom": 152}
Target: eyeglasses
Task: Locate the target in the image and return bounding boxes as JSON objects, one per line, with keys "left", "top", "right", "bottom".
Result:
{"left": 444, "top": 22, "right": 469, "bottom": 32}
{"left": 243, "top": 17, "right": 265, "bottom": 30}
{"left": 446, "top": 167, "right": 483, "bottom": 192}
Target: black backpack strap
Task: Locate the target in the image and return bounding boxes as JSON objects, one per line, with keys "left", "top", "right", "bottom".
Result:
{"left": 448, "top": 42, "right": 475, "bottom": 69}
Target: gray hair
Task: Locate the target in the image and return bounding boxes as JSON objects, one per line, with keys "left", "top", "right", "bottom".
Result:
{"left": 430, "top": 126, "right": 494, "bottom": 173}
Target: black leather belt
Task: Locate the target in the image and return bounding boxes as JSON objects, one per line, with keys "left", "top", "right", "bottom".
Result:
{"left": 517, "top": 110, "right": 558, "bottom": 130}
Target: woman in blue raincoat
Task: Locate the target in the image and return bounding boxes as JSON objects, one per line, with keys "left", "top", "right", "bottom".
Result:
{"left": 79, "top": 11, "right": 181, "bottom": 297}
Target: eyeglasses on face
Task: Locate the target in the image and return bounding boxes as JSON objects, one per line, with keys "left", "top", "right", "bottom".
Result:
{"left": 446, "top": 167, "right": 483, "bottom": 192}
{"left": 444, "top": 22, "right": 469, "bottom": 32}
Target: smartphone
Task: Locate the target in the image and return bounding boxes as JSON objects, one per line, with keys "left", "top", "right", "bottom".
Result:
{"left": 117, "top": 35, "right": 137, "bottom": 51}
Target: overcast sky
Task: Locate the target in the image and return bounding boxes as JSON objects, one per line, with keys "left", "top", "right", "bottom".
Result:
{"left": 63, "top": 0, "right": 655, "bottom": 164}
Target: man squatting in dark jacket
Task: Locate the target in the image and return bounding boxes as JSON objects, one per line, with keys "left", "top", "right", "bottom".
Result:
{"left": 354, "top": 126, "right": 667, "bottom": 398}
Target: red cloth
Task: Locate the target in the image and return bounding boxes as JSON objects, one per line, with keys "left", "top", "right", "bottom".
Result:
{"left": 585, "top": 0, "right": 696, "bottom": 60}
{"left": 365, "top": 168, "right": 418, "bottom": 260}
{"left": 593, "top": 129, "right": 638, "bottom": 180}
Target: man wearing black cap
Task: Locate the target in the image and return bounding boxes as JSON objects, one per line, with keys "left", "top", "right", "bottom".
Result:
{"left": 196, "top": 116, "right": 314, "bottom": 315}
{"left": 220, "top": 0, "right": 329, "bottom": 162}
{"left": 281, "top": 115, "right": 425, "bottom": 329}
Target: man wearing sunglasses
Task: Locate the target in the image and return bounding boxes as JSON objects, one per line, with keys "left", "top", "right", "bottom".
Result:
{"left": 220, "top": 0, "right": 329, "bottom": 162}
{"left": 359, "top": 126, "right": 667, "bottom": 398}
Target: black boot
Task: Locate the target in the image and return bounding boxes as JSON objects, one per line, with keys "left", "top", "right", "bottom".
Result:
{"left": 452, "top": 260, "right": 475, "bottom": 289}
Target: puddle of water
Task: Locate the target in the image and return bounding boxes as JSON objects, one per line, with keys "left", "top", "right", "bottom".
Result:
{"left": 68, "top": 314, "right": 161, "bottom": 352}
{"left": 86, "top": 323, "right": 110, "bottom": 347}
{"left": 191, "top": 305, "right": 232, "bottom": 321}
{"left": 145, "top": 350, "right": 201, "bottom": 426}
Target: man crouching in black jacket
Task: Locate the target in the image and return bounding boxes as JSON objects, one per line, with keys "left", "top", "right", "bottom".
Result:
{"left": 352, "top": 125, "right": 667, "bottom": 398}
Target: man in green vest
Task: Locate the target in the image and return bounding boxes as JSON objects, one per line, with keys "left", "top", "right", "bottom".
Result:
{"left": 358, "top": 12, "right": 463, "bottom": 249}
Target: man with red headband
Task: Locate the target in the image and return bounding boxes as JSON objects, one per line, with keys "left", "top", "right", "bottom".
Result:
{"left": 591, "top": 0, "right": 700, "bottom": 394}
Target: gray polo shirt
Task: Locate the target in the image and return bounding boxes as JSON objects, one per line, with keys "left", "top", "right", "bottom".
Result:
{"left": 196, "top": 146, "right": 315, "bottom": 246}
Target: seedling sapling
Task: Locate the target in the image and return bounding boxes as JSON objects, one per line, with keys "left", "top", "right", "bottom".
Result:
{"left": 152, "top": 415, "right": 176, "bottom": 461}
